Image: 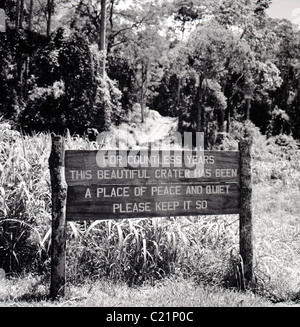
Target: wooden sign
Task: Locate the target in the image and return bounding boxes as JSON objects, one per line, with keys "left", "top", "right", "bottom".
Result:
{"left": 49, "top": 136, "right": 253, "bottom": 299}
{"left": 65, "top": 150, "right": 240, "bottom": 220}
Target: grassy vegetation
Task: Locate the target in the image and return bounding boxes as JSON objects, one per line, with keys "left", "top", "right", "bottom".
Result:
{"left": 0, "top": 274, "right": 285, "bottom": 307}
{"left": 0, "top": 118, "right": 299, "bottom": 307}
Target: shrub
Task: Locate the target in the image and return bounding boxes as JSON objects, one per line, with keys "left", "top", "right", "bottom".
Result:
{"left": 0, "top": 121, "right": 52, "bottom": 274}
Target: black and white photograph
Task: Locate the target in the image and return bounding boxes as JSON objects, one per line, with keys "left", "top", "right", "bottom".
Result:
{"left": 0, "top": 0, "right": 299, "bottom": 313}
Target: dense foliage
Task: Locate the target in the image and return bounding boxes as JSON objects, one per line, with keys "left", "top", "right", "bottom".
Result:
{"left": 0, "top": 0, "right": 299, "bottom": 141}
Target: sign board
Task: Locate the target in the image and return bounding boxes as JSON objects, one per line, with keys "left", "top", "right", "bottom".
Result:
{"left": 65, "top": 150, "right": 240, "bottom": 220}
{"left": 49, "top": 136, "right": 253, "bottom": 299}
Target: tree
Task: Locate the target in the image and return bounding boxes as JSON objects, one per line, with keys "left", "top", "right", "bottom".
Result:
{"left": 264, "top": 18, "right": 300, "bottom": 138}
{"left": 214, "top": 0, "right": 283, "bottom": 130}
{"left": 173, "top": 0, "right": 217, "bottom": 32}
{"left": 105, "top": 0, "right": 171, "bottom": 122}
{"left": 19, "top": 28, "right": 122, "bottom": 133}
{"left": 185, "top": 22, "right": 236, "bottom": 133}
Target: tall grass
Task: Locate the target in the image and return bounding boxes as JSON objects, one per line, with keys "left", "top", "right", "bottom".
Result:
{"left": 0, "top": 119, "right": 299, "bottom": 303}
{"left": 66, "top": 218, "right": 185, "bottom": 285}
{"left": 0, "top": 124, "right": 51, "bottom": 273}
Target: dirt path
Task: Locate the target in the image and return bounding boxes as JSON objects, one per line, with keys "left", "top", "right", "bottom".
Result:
{"left": 143, "top": 117, "right": 177, "bottom": 144}
{"left": 120, "top": 113, "right": 178, "bottom": 148}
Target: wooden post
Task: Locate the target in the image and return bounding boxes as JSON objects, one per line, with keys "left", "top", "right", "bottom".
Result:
{"left": 49, "top": 135, "right": 67, "bottom": 300}
{"left": 239, "top": 138, "right": 254, "bottom": 289}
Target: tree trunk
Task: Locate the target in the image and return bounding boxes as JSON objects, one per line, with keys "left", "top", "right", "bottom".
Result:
{"left": 245, "top": 96, "right": 251, "bottom": 120}
{"left": 141, "top": 96, "right": 144, "bottom": 123}
{"left": 13, "top": 0, "right": 24, "bottom": 98}
{"left": 226, "top": 100, "right": 232, "bottom": 133}
{"left": 196, "top": 100, "right": 202, "bottom": 132}
{"left": 15, "top": 0, "right": 20, "bottom": 29}
{"left": 216, "top": 108, "right": 225, "bottom": 145}
{"left": 24, "top": 0, "right": 34, "bottom": 98}
{"left": 19, "top": 0, "right": 24, "bottom": 29}
{"left": 47, "top": 0, "right": 54, "bottom": 37}
{"left": 28, "top": 0, "right": 34, "bottom": 32}
{"left": 100, "top": 0, "right": 107, "bottom": 78}
{"left": 177, "top": 77, "right": 182, "bottom": 131}
{"left": 109, "top": 0, "right": 114, "bottom": 31}
{"left": 139, "top": 62, "right": 148, "bottom": 123}
{"left": 196, "top": 77, "right": 204, "bottom": 133}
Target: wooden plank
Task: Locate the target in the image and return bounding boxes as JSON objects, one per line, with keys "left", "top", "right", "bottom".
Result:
{"left": 239, "top": 138, "right": 254, "bottom": 288}
{"left": 49, "top": 135, "right": 67, "bottom": 299}
{"left": 65, "top": 150, "right": 240, "bottom": 185}
{"left": 66, "top": 182, "right": 240, "bottom": 221}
